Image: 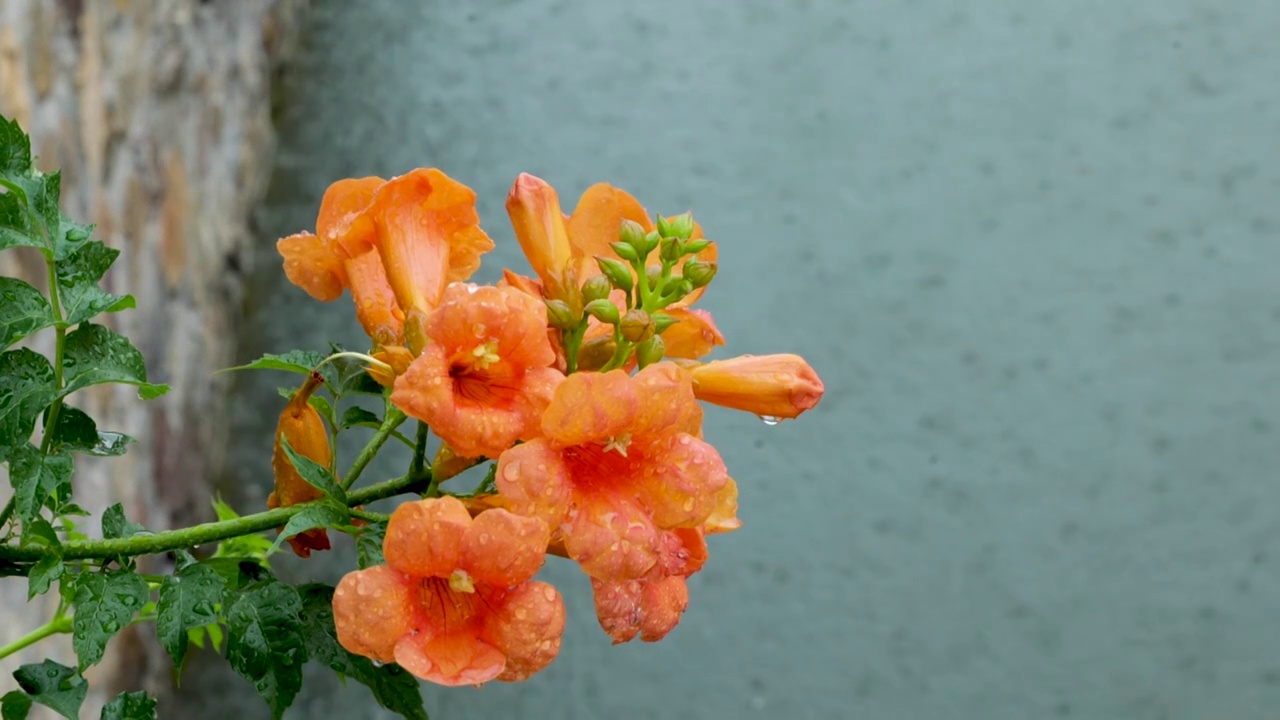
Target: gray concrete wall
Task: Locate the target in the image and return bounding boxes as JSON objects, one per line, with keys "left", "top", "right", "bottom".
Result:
{"left": 214, "top": 1, "right": 1280, "bottom": 718}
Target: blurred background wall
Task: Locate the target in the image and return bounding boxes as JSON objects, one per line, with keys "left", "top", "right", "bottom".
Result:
{"left": 5, "top": 0, "right": 1280, "bottom": 718}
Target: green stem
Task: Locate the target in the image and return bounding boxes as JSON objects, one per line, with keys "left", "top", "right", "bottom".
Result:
{"left": 349, "top": 508, "right": 391, "bottom": 524}
{"left": 0, "top": 497, "right": 14, "bottom": 530}
{"left": 341, "top": 408, "right": 406, "bottom": 490}
{"left": 38, "top": 255, "right": 67, "bottom": 455}
{"left": 408, "top": 421, "right": 429, "bottom": 479}
{"left": 0, "top": 615, "right": 72, "bottom": 660}
{"left": 0, "top": 473, "right": 427, "bottom": 563}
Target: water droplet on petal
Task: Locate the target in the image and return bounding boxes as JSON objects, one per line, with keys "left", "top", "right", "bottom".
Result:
{"left": 515, "top": 608, "right": 529, "bottom": 620}
{"left": 760, "top": 415, "right": 780, "bottom": 426}
{"left": 542, "top": 586, "right": 556, "bottom": 601}
{"left": 472, "top": 322, "right": 487, "bottom": 338}
{"left": 503, "top": 461, "right": 522, "bottom": 481}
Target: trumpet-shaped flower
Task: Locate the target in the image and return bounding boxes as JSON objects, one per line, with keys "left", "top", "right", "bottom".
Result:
{"left": 690, "top": 353, "right": 824, "bottom": 420}
{"left": 390, "top": 283, "right": 563, "bottom": 459}
{"left": 495, "top": 362, "right": 729, "bottom": 582}
{"left": 268, "top": 373, "right": 334, "bottom": 557}
{"left": 336, "top": 168, "right": 495, "bottom": 354}
{"left": 333, "top": 497, "right": 564, "bottom": 686}
{"left": 277, "top": 177, "right": 405, "bottom": 346}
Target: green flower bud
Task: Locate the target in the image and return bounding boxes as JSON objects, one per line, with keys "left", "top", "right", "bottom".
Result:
{"left": 645, "top": 264, "right": 663, "bottom": 289}
{"left": 619, "top": 219, "right": 649, "bottom": 256}
{"left": 544, "top": 299, "right": 578, "bottom": 330}
{"left": 609, "top": 241, "right": 639, "bottom": 261}
{"left": 576, "top": 337, "right": 616, "bottom": 371}
{"left": 683, "top": 238, "right": 712, "bottom": 255}
{"left": 662, "top": 279, "right": 694, "bottom": 305}
{"left": 595, "top": 256, "right": 634, "bottom": 292}
{"left": 652, "top": 312, "right": 679, "bottom": 334}
{"left": 619, "top": 309, "right": 655, "bottom": 343}
{"left": 660, "top": 237, "right": 683, "bottom": 263}
{"left": 682, "top": 260, "right": 718, "bottom": 289}
{"left": 635, "top": 335, "right": 666, "bottom": 369}
{"left": 584, "top": 298, "right": 620, "bottom": 325}
{"left": 643, "top": 231, "right": 662, "bottom": 256}
{"left": 656, "top": 212, "right": 695, "bottom": 240}
{"left": 581, "top": 274, "right": 612, "bottom": 303}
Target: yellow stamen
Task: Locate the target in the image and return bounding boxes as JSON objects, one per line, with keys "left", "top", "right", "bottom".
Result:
{"left": 448, "top": 569, "right": 475, "bottom": 594}
{"left": 471, "top": 341, "right": 500, "bottom": 369}
{"left": 602, "top": 433, "right": 632, "bottom": 457}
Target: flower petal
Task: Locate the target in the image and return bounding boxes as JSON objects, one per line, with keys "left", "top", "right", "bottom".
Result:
{"left": 316, "top": 177, "right": 384, "bottom": 239}
{"left": 630, "top": 432, "right": 728, "bottom": 528}
{"left": 343, "top": 248, "right": 404, "bottom": 346}
{"left": 704, "top": 477, "right": 742, "bottom": 534}
{"left": 483, "top": 581, "right": 566, "bottom": 682}
{"left": 505, "top": 173, "right": 574, "bottom": 289}
{"left": 631, "top": 362, "right": 703, "bottom": 438}
{"left": 384, "top": 497, "right": 473, "bottom": 578}
{"left": 660, "top": 308, "right": 725, "bottom": 360}
{"left": 278, "top": 232, "right": 346, "bottom": 302}
{"left": 563, "top": 490, "right": 660, "bottom": 581}
{"left": 494, "top": 440, "right": 572, "bottom": 529}
{"left": 565, "top": 183, "right": 653, "bottom": 280}
{"left": 333, "top": 565, "right": 417, "bottom": 664}
{"left": 540, "top": 369, "right": 637, "bottom": 446}
{"left": 638, "top": 575, "right": 690, "bottom": 642}
{"left": 461, "top": 510, "right": 551, "bottom": 587}
{"left": 394, "top": 631, "right": 506, "bottom": 687}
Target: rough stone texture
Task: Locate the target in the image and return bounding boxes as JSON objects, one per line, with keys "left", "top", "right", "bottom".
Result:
{"left": 200, "top": 1, "right": 1280, "bottom": 719}
{"left": 0, "top": 0, "right": 304, "bottom": 714}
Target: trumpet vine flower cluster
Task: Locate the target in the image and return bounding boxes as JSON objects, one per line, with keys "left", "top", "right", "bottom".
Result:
{"left": 274, "top": 170, "right": 825, "bottom": 686}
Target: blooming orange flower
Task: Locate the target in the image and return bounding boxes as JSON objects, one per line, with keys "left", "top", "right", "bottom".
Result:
{"left": 690, "top": 353, "right": 825, "bottom": 420}
{"left": 268, "top": 372, "right": 334, "bottom": 558}
{"left": 390, "top": 283, "right": 563, "bottom": 459}
{"left": 277, "top": 177, "right": 405, "bottom": 347}
{"left": 338, "top": 169, "right": 495, "bottom": 354}
{"left": 495, "top": 362, "right": 729, "bottom": 582}
{"left": 333, "top": 497, "right": 564, "bottom": 686}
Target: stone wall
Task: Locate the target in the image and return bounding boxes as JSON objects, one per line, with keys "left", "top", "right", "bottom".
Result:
{"left": 0, "top": 0, "right": 304, "bottom": 714}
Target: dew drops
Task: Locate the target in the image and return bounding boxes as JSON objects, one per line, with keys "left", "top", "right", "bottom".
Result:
{"left": 760, "top": 415, "right": 780, "bottom": 426}
{"left": 682, "top": 498, "right": 695, "bottom": 512}
{"left": 103, "top": 620, "right": 120, "bottom": 633}
{"left": 515, "top": 607, "right": 529, "bottom": 620}
{"left": 472, "top": 322, "right": 487, "bottom": 338}
{"left": 503, "top": 461, "right": 522, "bottom": 481}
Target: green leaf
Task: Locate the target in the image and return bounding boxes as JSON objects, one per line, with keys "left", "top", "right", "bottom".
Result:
{"left": 8, "top": 444, "right": 73, "bottom": 523}
{"left": 308, "top": 394, "right": 336, "bottom": 428}
{"left": 221, "top": 350, "right": 334, "bottom": 386}
{"left": 340, "top": 406, "right": 380, "bottom": 430}
{"left": 0, "top": 348, "right": 56, "bottom": 463}
{"left": 44, "top": 406, "right": 135, "bottom": 457}
{"left": 20, "top": 518, "right": 59, "bottom": 549}
{"left": 155, "top": 563, "right": 227, "bottom": 666}
{"left": 340, "top": 370, "right": 387, "bottom": 397}
{"left": 12, "top": 660, "right": 86, "bottom": 720}
{"left": 101, "top": 504, "right": 145, "bottom": 539}
{"left": 1, "top": 690, "right": 31, "bottom": 720}
{"left": 271, "top": 500, "right": 348, "bottom": 554}
{"left": 0, "top": 114, "right": 32, "bottom": 173}
{"left": 53, "top": 216, "right": 94, "bottom": 262}
{"left": 98, "top": 691, "right": 156, "bottom": 720}
{"left": 60, "top": 323, "right": 168, "bottom": 400}
{"left": 27, "top": 555, "right": 63, "bottom": 600}
{"left": 298, "top": 584, "right": 428, "bottom": 720}
{"left": 0, "top": 278, "right": 53, "bottom": 349}
{"left": 56, "top": 241, "right": 133, "bottom": 326}
{"left": 356, "top": 521, "right": 387, "bottom": 570}
{"left": 71, "top": 569, "right": 148, "bottom": 669}
{"left": 224, "top": 578, "right": 306, "bottom": 719}
{"left": 279, "top": 436, "right": 345, "bottom": 502}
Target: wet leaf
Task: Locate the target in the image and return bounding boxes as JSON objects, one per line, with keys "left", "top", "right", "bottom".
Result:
{"left": 60, "top": 324, "right": 168, "bottom": 400}
{"left": 12, "top": 660, "right": 85, "bottom": 720}
{"left": 156, "top": 564, "right": 227, "bottom": 666}
{"left": 71, "top": 569, "right": 148, "bottom": 669}
{"left": 224, "top": 578, "right": 306, "bottom": 719}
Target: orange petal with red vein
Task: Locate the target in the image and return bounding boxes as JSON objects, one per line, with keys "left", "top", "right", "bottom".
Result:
{"left": 383, "top": 497, "right": 473, "bottom": 578}
{"left": 394, "top": 631, "right": 506, "bottom": 687}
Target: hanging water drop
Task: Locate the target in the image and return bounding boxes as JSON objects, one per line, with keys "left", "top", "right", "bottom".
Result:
{"left": 760, "top": 415, "right": 780, "bottom": 426}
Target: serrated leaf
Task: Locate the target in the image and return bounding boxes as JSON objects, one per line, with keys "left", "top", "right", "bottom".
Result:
{"left": 339, "top": 369, "right": 387, "bottom": 397}
{"left": 20, "top": 518, "right": 59, "bottom": 549}
{"left": 56, "top": 241, "right": 133, "bottom": 325}
{"left": 340, "top": 406, "right": 380, "bottom": 430}
{"left": 27, "top": 555, "right": 63, "bottom": 600}
{"left": 0, "top": 278, "right": 53, "bottom": 349}
{"left": 12, "top": 660, "right": 86, "bottom": 720}
{"left": 8, "top": 444, "right": 73, "bottom": 523}
{"left": 308, "top": 394, "right": 335, "bottom": 427}
{"left": 0, "top": 115, "right": 32, "bottom": 173}
{"left": 53, "top": 216, "right": 94, "bottom": 262}
{"left": 101, "top": 504, "right": 145, "bottom": 540}
{"left": 155, "top": 564, "right": 226, "bottom": 666}
{"left": 1, "top": 690, "right": 31, "bottom": 720}
{"left": 298, "top": 585, "right": 428, "bottom": 720}
{"left": 356, "top": 521, "right": 387, "bottom": 570}
{"left": 0, "top": 348, "right": 56, "bottom": 463}
{"left": 60, "top": 323, "right": 168, "bottom": 400}
{"left": 271, "top": 501, "right": 348, "bottom": 554}
{"left": 98, "top": 691, "right": 156, "bottom": 720}
{"left": 71, "top": 569, "right": 148, "bottom": 669}
{"left": 279, "top": 436, "right": 345, "bottom": 502}
{"left": 221, "top": 351, "right": 335, "bottom": 386}
{"left": 224, "top": 578, "right": 306, "bottom": 718}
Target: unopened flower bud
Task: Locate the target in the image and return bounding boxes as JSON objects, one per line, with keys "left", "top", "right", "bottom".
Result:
{"left": 652, "top": 312, "right": 679, "bottom": 334}
{"left": 609, "top": 241, "right": 638, "bottom": 262}
{"left": 683, "top": 238, "right": 711, "bottom": 255}
{"left": 544, "top": 299, "right": 578, "bottom": 330}
{"left": 595, "top": 256, "right": 634, "bottom": 292}
{"left": 584, "top": 298, "right": 620, "bottom": 325}
{"left": 581, "top": 275, "right": 612, "bottom": 303}
{"left": 645, "top": 265, "right": 663, "bottom": 289}
{"left": 660, "top": 237, "right": 683, "bottom": 264}
{"left": 619, "top": 219, "right": 649, "bottom": 256}
{"left": 576, "top": 337, "right": 616, "bottom": 371}
{"left": 635, "top": 335, "right": 666, "bottom": 369}
{"left": 683, "top": 260, "right": 717, "bottom": 289}
{"left": 656, "top": 212, "right": 695, "bottom": 240}
{"left": 690, "top": 353, "right": 825, "bottom": 419}
{"left": 643, "top": 231, "right": 662, "bottom": 256}
{"left": 619, "top": 309, "right": 655, "bottom": 343}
